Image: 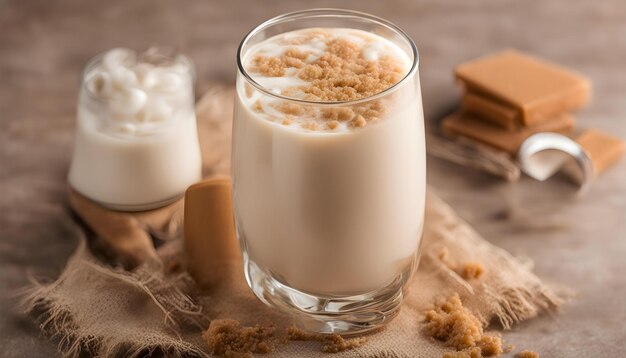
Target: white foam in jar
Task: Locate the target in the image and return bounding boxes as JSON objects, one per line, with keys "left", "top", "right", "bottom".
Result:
{"left": 68, "top": 48, "right": 202, "bottom": 210}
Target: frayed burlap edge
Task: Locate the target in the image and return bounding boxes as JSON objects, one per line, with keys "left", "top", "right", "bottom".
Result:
{"left": 421, "top": 192, "right": 571, "bottom": 330}
{"left": 20, "top": 230, "right": 209, "bottom": 358}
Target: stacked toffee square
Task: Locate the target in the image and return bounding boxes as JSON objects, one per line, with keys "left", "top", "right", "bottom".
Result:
{"left": 442, "top": 50, "right": 624, "bottom": 177}
{"left": 444, "top": 50, "right": 589, "bottom": 154}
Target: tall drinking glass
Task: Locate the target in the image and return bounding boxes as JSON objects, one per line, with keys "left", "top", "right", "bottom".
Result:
{"left": 232, "top": 9, "right": 425, "bottom": 334}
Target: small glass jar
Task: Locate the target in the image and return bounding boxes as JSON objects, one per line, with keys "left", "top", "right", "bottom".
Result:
{"left": 233, "top": 9, "right": 426, "bottom": 334}
{"left": 68, "top": 48, "right": 202, "bottom": 211}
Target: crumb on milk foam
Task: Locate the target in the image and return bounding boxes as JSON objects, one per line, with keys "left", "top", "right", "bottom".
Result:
{"left": 242, "top": 28, "right": 411, "bottom": 132}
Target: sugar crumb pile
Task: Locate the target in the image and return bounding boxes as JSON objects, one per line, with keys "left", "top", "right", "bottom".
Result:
{"left": 516, "top": 350, "right": 539, "bottom": 358}
{"left": 202, "top": 319, "right": 276, "bottom": 357}
{"left": 287, "top": 326, "right": 367, "bottom": 353}
{"left": 424, "top": 294, "right": 503, "bottom": 358}
{"left": 203, "top": 320, "right": 369, "bottom": 356}
{"left": 443, "top": 347, "right": 482, "bottom": 358}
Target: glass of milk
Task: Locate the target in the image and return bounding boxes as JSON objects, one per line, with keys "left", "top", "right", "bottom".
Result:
{"left": 68, "top": 48, "right": 202, "bottom": 211}
{"left": 232, "top": 9, "right": 425, "bottom": 334}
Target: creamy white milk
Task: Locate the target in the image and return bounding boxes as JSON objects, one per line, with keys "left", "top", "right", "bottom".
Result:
{"left": 233, "top": 29, "right": 425, "bottom": 294}
{"left": 69, "top": 48, "right": 202, "bottom": 210}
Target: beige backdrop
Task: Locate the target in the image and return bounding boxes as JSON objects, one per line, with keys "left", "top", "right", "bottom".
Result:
{"left": 1, "top": 0, "right": 625, "bottom": 357}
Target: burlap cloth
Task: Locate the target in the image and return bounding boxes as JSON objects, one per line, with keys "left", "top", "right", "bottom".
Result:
{"left": 21, "top": 86, "right": 566, "bottom": 357}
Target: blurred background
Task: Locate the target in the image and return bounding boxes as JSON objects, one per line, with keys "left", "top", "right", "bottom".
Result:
{"left": 1, "top": 0, "right": 625, "bottom": 357}
{"left": 3, "top": 0, "right": 625, "bottom": 130}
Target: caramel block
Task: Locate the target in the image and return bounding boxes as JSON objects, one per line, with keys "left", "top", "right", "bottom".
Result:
{"left": 461, "top": 91, "right": 519, "bottom": 130}
{"left": 441, "top": 111, "right": 575, "bottom": 154}
{"left": 184, "top": 178, "right": 241, "bottom": 289}
{"left": 576, "top": 128, "right": 625, "bottom": 176}
{"left": 455, "top": 50, "right": 590, "bottom": 126}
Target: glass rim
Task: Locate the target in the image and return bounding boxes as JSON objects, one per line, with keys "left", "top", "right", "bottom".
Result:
{"left": 236, "top": 8, "right": 419, "bottom": 106}
{"left": 80, "top": 48, "right": 196, "bottom": 103}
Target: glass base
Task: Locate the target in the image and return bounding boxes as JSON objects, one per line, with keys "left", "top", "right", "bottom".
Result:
{"left": 71, "top": 185, "right": 183, "bottom": 212}
{"left": 243, "top": 254, "right": 413, "bottom": 335}
{"left": 96, "top": 194, "right": 182, "bottom": 211}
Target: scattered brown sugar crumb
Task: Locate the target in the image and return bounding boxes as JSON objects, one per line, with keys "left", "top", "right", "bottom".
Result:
{"left": 250, "top": 48, "right": 311, "bottom": 77}
{"left": 351, "top": 115, "right": 367, "bottom": 128}
{"left": 284, "top": 48, "right": 309, "bottom": 60}
{"left": 283, "top": 48, "right": 309, "bottom": 68}
{"left": 281, "top": 29, "right": 332, "bottom": 45}
{"left": 459, "top": 262, "right": 485, "bottom": 280}
{"left": 504, "top": 344, "right": 515, "bottom": 353}
{"left": 251, "top": 56, "right": 286, "bottom": 77}
{"left": 516, "top": 350, "right": 539, "bottom": 358}
{"left": 282, "top": 118, "right": 293, "bottom": 126}
{"left": 326, "top": 120, "right": 340, "bottom": 130}
{"left": 354, "top": 99, "right": 385, "bottom": 117}
{"left": 202, "top": 319, "right": 276, "bottom": 357}
{"left": 244, "top": 82, "right": 254, "bottom": 98}
{"left": 442, "top": 338, "right": 503, "bottom": 358}
{"left": 297, "top": 38, "right": 404, "bottom": 102}
{"left": 438, "top": 247, "right": 450, "bottom": 262}
{"left": 302, "top": 121, "right": 319, "bottom": 131}
{"left": 322, "top": 107, "right": 355, "bottom": 121}
{"left": 272, "top": 102, "right": 308, "bottom": 116}
{"left": 443, "top": 347, "right": 482, "bottom": 358}
{"left": 435, "top": 247, "right": 485, "bottom": 281}
{"left": 287, "top": 326, "right": 367, "bottom": 353}
{"left": 424, "top": 294, "right": 503, "bottom": 357}
{"left": 477, "top": 334, "right": 503, "bottom": 356}
{"left": 300, "top": 64, "right": 324, "bottom": 81}
{"left": 252, "top": 100, "right": 263, "bottom": 113}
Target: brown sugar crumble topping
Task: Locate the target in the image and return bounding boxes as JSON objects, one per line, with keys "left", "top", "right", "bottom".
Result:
{"left": 287, "top": 326, "right": 367, "bottom": 353}
{"left": 351, "top": 114, "right": 367, "bottom": 128}
{"left": 250, "top": 36, "right": 404, "bottom": 102}
{"left": 424, "top": 294, "right": 504, "bottom": 358}
{"left": 244, "top": 82, "right": 254, "bottom": 98}
{"left": 202, "top": 319, "right": 276, "bottom": 357}
{"left": 516, "top": 350, "right": 539, "bottom": 358}
{"left": 326, "top": 120, "right": 339, "bottom": 130}
{"left": 246, "top": 29, "right": 408, "bottom": 131}
{"left": 252, "top": 100, "right": 263, "bottom": 113}
{"left": 296, "top": 38, "right": 404, "bottom": 102}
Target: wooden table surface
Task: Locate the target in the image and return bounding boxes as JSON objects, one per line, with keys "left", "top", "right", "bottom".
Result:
{"left": 1, "top": 0, "right": 625, "bottom": 357}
